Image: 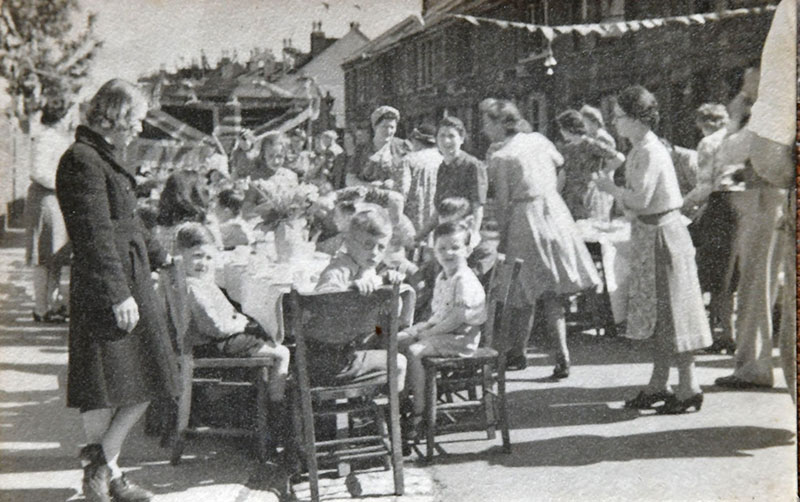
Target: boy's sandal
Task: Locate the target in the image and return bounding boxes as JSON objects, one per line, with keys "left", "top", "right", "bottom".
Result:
{"left": 404, "top": 414, "right": 425, "bottom": 441}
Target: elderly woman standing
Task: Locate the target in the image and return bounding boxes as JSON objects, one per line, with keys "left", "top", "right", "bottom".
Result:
{"left": 56, "top": 79, "right": 179, "bottom": 502}
{"left": 594, "top": 85, "right": 711, "bottom": 414}
{"left": 347, "top": 105, "right": 412, "bottom": 189}
{"left": 481, "top": 98, "right": 600, "bottom": 378}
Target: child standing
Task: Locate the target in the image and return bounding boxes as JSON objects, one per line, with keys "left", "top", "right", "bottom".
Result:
{"left": 429, "top": 116, "right": 487, "bottom": 240}
{"left": 399, "top": 221, "right": 487, "bottom": 434}
{"left": 175, "top": 223, "right": 290, "bottom": 402}
{"left": 313, "top": 207, "right": 407, "bottom": 387}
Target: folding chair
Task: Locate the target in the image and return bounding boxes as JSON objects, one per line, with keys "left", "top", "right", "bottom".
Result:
{"left": 159, "top": 257, "right": 275, "bottom": 465}
{"left": 419, "top": 256, "right": 522, "bottom": 460}
{"left": 286, "top": 285, "right": 405, "bottom": 502}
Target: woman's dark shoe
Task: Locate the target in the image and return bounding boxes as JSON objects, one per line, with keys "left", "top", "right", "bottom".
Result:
{"left": 624, "top": 390, "right": 674, "bottom": 409}
{"left": 505, "top": 353, "right": 528, "bottom": 371}
{"left": 703, "top": 339, "right": 736, "bottom": 355}
{"left": 654, "top": 393, "right": 703, "bottom": 415}
{"left": 79, "top": 444, "right": 112, "bottom": 502}
{"left": 552, "top": 358, "right": 570, "bottom": 379}
{"left": 109, "top": 474, "right": 154, "bottom": 502}
{"left": 33, "top": 309, "right": 67, "bottom": 323}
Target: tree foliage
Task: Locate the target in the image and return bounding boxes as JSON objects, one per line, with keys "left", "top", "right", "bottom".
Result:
{"left": 0, "top": 0, "right": 101, "bottom": 124}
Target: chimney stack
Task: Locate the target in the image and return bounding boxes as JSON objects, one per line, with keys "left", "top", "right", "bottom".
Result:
{"left": 310, "top": 20, "right": 329, "bottom": 57}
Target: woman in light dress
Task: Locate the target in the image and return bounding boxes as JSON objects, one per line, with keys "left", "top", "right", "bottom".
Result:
{"left": 481, "top": 98, "right": 600, "bottom": 378}
{"left": 595, "top": 85, "right": 711, "bottom": 414}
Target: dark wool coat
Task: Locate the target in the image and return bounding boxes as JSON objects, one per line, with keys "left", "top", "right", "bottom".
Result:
{"left": 56, "top": 126, "right": 179, "bottom": 411}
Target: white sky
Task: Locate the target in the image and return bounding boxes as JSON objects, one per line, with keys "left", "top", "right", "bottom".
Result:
{"left": 80, "top": 0, "right": 420, "bottom": 89}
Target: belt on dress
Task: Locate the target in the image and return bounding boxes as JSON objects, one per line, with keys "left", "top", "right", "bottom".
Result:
{"left": 636, "top": 208, "right": 681, "bottom": 225}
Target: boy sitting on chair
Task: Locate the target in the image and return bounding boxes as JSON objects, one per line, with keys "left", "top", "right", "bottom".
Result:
{"left": 399, "top": 221, "right": 488, "bottom": 436}
{"left": 313, "top": 206, "right": 407, "bottom": 388}
{"left": 175, "top": 222, "right": 290, "bottom": 402}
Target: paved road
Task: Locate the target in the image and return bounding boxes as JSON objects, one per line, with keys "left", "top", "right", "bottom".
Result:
{"left": 0, "top": 229, "right": 796, "bottom": 501}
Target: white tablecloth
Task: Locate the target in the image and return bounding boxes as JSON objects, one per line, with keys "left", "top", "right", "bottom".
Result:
{"left": 215, "top": 240, "right": 331, "bottom": 342}
{"left": 575, "top": 219, "right": 632, "bottom": 323}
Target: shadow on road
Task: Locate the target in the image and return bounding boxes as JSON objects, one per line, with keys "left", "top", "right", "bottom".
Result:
{"left": 427, "top": 425, "right": 795, "bottom": 468}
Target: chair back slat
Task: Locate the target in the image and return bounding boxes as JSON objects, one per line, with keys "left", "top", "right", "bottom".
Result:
{"left": 159, "top": 256, "right": 191, "bottom": 355}
{"left": 481, "top": 255, "right": 522, "bottom": 353}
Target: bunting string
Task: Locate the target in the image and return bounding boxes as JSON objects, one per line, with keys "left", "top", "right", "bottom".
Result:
{"left": 449, "top": 5, "right": 776, "bottom": 41}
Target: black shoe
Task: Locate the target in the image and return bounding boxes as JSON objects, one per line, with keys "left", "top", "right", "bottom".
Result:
{"left": 623, "top": 390, "right": 674, "bottom": 409}
{"left": 505, "top": 353, "right": 528, "bottom": 371}
{"left": 109, "top": 474, "right": 154, "bottom": 502}
{"left": 654, "top": 393, "right": 703, "bottom": 415}
{"left": 702, "top": 339, "right": 736, "bottom": 355}
{"left": 552, "top": 359, "right": 570, "bottom": 379}
{"left": 80, "top": 444, "right": 112, "bottom": 502}
{"left": 33, "top": 309, "right": 67, "bottom": 323}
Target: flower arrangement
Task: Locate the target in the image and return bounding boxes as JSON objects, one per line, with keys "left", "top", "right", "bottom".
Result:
{"left": 249, "top": 168, "right": 320, "bottom": 231}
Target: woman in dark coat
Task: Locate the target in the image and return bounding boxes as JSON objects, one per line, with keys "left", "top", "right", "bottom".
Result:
{"left": 56, "top": 79, "right": 179, "bottom": 502}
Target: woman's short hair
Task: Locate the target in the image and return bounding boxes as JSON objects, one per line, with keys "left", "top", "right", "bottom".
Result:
{"left": 579, "top": 104, "right": 605, "bottom": 128}
{"left": 437, "top": 116, "right": 467, "bottom": 138}
{"left": 479, "top": 98, "right": 525, "bottom": 136}
{"left": 370, "top": 105, "right": 400, "bottom": 128}
{"left": 174, "top": 222, "right": 216, "bottom": 251}
{"left": 347, "top": 205, "right": 392, "bottom": 238}
{"left": 617, "top": 85, "right": 660, "bottom": 130}
{"left": 695, "top": 103, "right": 729, "bottom": 130}
{"left": 157, "top": 170, "right": 209, "bottom": 226}
{"left": 259, "top": 131, "right": 289, "bottom": 154}
{"left": 556, "top": 109, "right": 587, "bottom": 136}
{"left": 433, "top": 220, "right": 471, "bottom": 246}
{"left": 84, "top": 79, "right": 148, "bottom": 131}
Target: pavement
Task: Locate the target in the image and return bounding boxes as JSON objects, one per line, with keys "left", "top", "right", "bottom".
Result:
{"left": 0, "top": 228, "right": 796, "bottom": 501}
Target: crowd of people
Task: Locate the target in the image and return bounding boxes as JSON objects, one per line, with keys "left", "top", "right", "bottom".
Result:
{"left": 19, "top": 1, "right": 794, "bottom": 500}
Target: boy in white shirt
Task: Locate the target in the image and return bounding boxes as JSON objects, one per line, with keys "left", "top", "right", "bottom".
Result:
{"left": 399, "top": 221, "right": 487, "bottom": 434}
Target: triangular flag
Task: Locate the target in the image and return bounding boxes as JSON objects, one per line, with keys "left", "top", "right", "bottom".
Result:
{"left": 688, "top": 14, "right": 707, "bottom": 24}
{"left": 496, "top": 20, "right": 510, "bottom": 29}
{"left": 628, "top": 21, "right": 642, "bottom": 31}
{"left": 615, "top": 22, "right": 629, "bottom": 33}
{"left": 540, "top": 26, "right": 555, "bottom": 40}
{"left": 463, "top": 15, "right": 480, "bottom": 26}
{"left": 642, "top": 19, "right": 656, "bottom": 28}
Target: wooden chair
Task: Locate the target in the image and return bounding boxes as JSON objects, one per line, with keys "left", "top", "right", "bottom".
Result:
{"left": 418, "top": 256, "right": 522, "bottom": 461}
{"left": 565, "top": 241, "right": 617, "bottom": 336}
{"left": 159, "top": 256, "right": 276, "bottom": 465}
{"left": 286, "top": 285, "right": 405, "bottom": 502}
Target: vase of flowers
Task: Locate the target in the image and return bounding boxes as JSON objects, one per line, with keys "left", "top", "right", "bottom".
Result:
{"left": 250, "top": 168, "right": 319, "bottom": 262}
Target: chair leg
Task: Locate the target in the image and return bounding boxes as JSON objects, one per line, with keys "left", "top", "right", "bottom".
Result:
{"left": 374, "top": 403, "right": 392, "bottom": 471}
{"left": 171, "top": 356, "right": 194, "bottom": 465}
{"left": 297, "top": 387, "right": 320, "bottom": 502}
{"left": 388, "top": 398, "right": 405, "bottom": 497}
{"left": 255, "top": 369, "right": 269, "bottom": 462}
{"left": 424, "top": 367, "right": 437, "bottom": 461}
{"left": 482, "top": 364, "right": 496, "bottom": 440}
{"left": 335, "top": 407, "right": 351, "bottom": 478}
{"left": 497, "top": 362, "right": 511, "bottom": 454}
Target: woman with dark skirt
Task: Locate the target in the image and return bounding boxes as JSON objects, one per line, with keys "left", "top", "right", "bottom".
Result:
{"left": 594, "top": 85, "right": 712, "bottom": 414}
{"left": 55, "top": 79, "right": 179, "bottom": 502}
